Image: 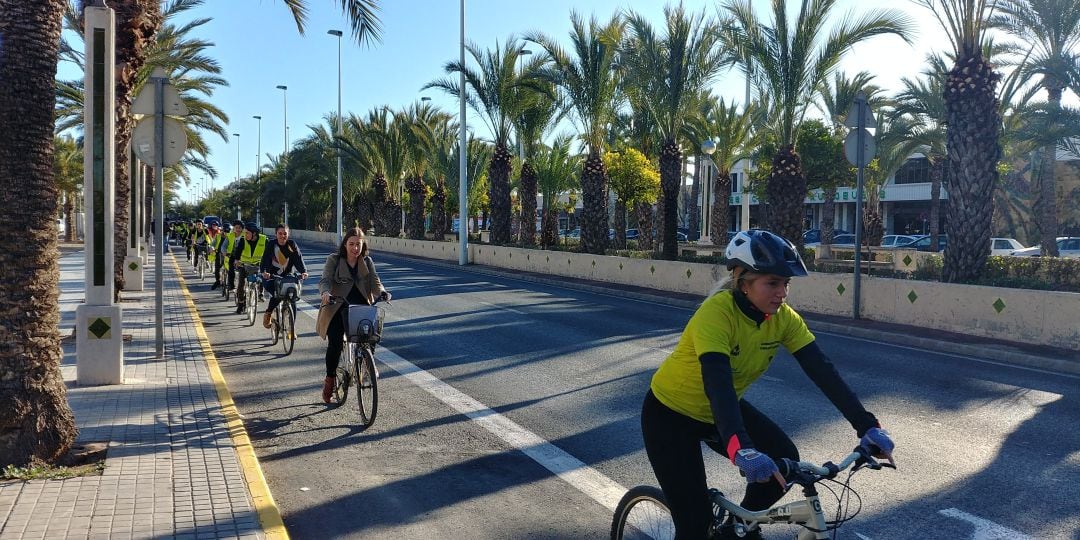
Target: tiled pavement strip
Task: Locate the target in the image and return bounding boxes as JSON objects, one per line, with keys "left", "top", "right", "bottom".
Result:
{"left": 0, "top": 248, "right": 277, "bottom": 540}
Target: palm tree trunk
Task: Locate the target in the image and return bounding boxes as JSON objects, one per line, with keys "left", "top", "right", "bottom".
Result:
{"left": 111, "top": 0, "right": 162, "bottom": 297}
{"left": 580, "top": 150, "right": 609, "bottom": 254}
{"left": 64, "top": 192, "right": 77, "bottom": 242}
{"left": 489, "top": 143, "right": 513, "bottom": 244}
{"left": 943, "top": 53, "right": 1001, "bottom": 282}
{"left": 431, "top": 178, "right": 447, "bottom": 239}
{"left": 519, "top": 162, "right": 538, "bottom": 247}
{"left": 821, "top": 186, "right": 837, "bottom": 244}
{"left": 405, "top": 175, "right": 425, "bottom": 240}
{"left": 710, "top": 172, "right": 732, "bottom": 246}
{"left": 613, "top": 199, "right": 627, "bottom": 249}
{"left": 0, "top": 0, "right": 79, "bottom": 466}
{"left": 765, "top": 144, "right": 808, "bottom": 247}
{"left": 637, "top": 201, "right": 655, "bottom": 252}
{"left": 541, "top": 208, "right": 559, "bottom": 248}
{"left": 660, "top": 138, "right": 682, "bottom": 260}
{"left": 1037, "top": 86, "right": 1063, "bottom": 256}
{"left": 928, "top": 159, "right": 943, "bottom": 251}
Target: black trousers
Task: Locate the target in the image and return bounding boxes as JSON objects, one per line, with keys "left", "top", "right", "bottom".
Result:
{"left": 212, "top": 253, "right": 223, "bottom": 283}
{"left": 324, "top": 309, "right": 347, "bottom": 377}
{"left": 641, "top": 390, "right": 798, "bottom": 539}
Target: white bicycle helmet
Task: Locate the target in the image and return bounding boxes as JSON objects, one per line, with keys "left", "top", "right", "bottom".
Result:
{"left": 725, "top": 229, "right": 807, "bottom": 277}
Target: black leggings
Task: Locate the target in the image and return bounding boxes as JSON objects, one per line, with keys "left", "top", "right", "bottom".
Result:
{"left": 324, "top": 309, "right": 347, "bottom": 378}
{"left": 641, "top": 390, "right": 799, "bottom": 539}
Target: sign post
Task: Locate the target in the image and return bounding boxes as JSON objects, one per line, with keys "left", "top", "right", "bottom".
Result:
{"left": 843, "top": 93, "right": 876, "bottom": 319}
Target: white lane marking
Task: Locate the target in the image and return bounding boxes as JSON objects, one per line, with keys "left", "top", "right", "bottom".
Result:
{"left": 296, "top": 298, "right": 629, "bottom": 511}
{"left": 855, "top": 534, "right": 873, "bottom": 540}
{"left": 938, "top": 508, "right": 1033, "bottom": 540}
{"left": 472, "top": 298, "right": 528, "bottom": 316}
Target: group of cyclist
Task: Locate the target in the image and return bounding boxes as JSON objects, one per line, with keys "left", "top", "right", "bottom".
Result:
{"left": 179, "top": 220, "right": 391, "bottom": 405}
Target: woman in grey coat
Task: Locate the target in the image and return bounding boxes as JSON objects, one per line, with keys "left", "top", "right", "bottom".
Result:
{"left": 316, "top": 227, "right": 390, "bottom": 402}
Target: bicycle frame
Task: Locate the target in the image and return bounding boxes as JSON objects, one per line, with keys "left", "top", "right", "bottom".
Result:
{"left": 713, "top": 492, "right": 828, "bottom": 540}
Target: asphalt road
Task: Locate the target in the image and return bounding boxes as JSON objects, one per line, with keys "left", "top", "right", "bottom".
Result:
{"left": 185, "top": 240, "right": 1080, "bottom": 540}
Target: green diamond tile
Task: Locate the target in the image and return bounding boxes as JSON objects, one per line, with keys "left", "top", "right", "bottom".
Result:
{"left": 619, "top": 263, "right": 624, "bottom": 271}
{"left": 992, "top": 298, "right": 1006, "bottom": 314}
{"left": 902, "top": 254, "right": 913, "bottom": 266}
{"left": 128, "top": 262, "right": 138, "bottom": 271}
{"left": 836, "top": 283, "right": 846, "bottom": 296}
{"left": 907, "top": 290, "right": 918, "bottom": 303}
{"left": 650, "top": 265, "right": 656, "bottom": 275}
{"left": 546, "top": 255, "right": 550, "bottom": 263}
{"left": 526, "top": 254, "right": 530, "bottom": 261}
{"left": 686, "top": 268, "right": 692, "bottom": 279}
{"left": 591, "top": 260, "right": 596, "bottom": 267}
{"left": 567, "top": 258, "right": 571, "bottom": 266}
{"left": 88, "top": 317, "right": 111, "bottom": 339}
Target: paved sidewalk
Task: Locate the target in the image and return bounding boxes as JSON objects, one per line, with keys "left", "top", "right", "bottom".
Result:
{"left": 0, "top": 247, "right": 281, "bottom": 540}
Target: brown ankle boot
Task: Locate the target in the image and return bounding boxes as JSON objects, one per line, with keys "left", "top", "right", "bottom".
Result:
{"left": 322, "top": 377, "right": 335, "bottom": 403}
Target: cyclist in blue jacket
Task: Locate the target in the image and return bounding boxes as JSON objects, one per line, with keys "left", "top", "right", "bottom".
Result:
{"left": 642, "top": 230, "right": 895, "bottom": 540}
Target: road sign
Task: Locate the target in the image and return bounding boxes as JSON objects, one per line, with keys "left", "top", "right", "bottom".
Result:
{"left": 843, "top": 100, "right": 876, "bottom": 129}
{"left": 132, "top": 116, "right": 187, "bottom": 167}
{"left": 132, "top": 81, "right": 188, "bottom": 117}
{"left": 844, "top": 129, "right": 876, "bottom": 167}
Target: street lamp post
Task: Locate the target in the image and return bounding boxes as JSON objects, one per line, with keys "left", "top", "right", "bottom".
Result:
{"left": 253, "top": 115, "right": 262, "bottom": 227}
{"left": 701, "top": 139, "right": 717, "bottom": 243}
{"left": 328, "top": 29, "right": 343, "bottom": 244}
{"left": 276, "top": 84, "right": 288, "bottom": 226}
{"left": 458, "top": 0, "right": 468, "bottom": 265}
{"left": 232, "top": 131, "right": 240, "bottom": 187}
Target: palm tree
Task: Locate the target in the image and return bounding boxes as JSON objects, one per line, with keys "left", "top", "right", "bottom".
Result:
{"left": 54, "top": 135, "right": 84, "bottom": 242}
{"left": 994, "top": 0, "right": 1080, "bottom": 256}
{"left": 527, "top": 13, "right": 625, "bottom": 254}
{"left": 622, "top": 5, "right": 728, "bottom": 260}
{"left": 424, "top": 40, "right": 530, "bottom": 245}
{"left": 513, "top": 63, "right": 561, "bottom": 247}
{"left": 686, "top": 97, "right": 756, "bottom": 247}
{"left": 533, "top": 135, "right": 583, "bottom": 247}
{"left": 0, "top": 0, "right": 79, "bottom": 467}
{"left": 893, "top": 55, "right": 949, "bottom": 250}
{"left": 816, "top": 71, "right": 886, "bottom": 245}
{"left": 723, "top": 0, "right": 912, "bottom": 246}
{"left": 914, "top": 0, "right": 1002, "bottom": 281}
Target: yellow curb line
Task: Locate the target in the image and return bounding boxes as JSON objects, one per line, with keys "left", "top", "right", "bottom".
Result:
{"left": 171, "top": 257, "right": 289, "bottom": 540}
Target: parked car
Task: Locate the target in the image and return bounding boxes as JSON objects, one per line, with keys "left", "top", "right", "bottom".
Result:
{"left": 990, "top": 237, "right": 1025, "bottom": 256}
{"left": 802, "top": 228, "right": 851, "bottom": 245}
{"left": 896, "top": 234, "right": 948, "bottom": 252}
{"left": 880, "top": 234, "right": 919, "bottom": 248}
{"left": 1009, "top": 237, "right": 1080, "bottom": 258}
{"left": 201, "top": 215, "right": 220, "bottom": 228}
{"left": 625, "top": 229, "right": 639, "bottom": 239}
{"left": 805, "top": 232, "right": 856, "bottom": 248}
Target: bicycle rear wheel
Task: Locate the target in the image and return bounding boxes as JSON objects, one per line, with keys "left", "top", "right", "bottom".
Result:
{"left": 611, "top": 486, "right": 674, "bottom": 540}
{"left": 281, "top": 302, "right": 295, "bottom": 355}
{"left": 355, "top": 346, "right": 378, "bottom": 429}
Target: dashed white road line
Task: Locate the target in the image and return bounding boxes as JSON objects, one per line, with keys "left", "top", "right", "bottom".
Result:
{"left": 297, "top": 297, "right": 630, "bottom": 512}
{"left": 938, "top": 508, "right": 1033, "bottom": 540}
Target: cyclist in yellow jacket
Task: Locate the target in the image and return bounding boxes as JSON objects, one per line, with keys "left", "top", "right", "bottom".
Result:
{"left": 231, "top": 222, "right": 267, "bottom": 315}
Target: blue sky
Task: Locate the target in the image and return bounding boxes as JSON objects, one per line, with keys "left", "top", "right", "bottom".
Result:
{"left": 61, "top": 0, "right": 951, "bottom": 203}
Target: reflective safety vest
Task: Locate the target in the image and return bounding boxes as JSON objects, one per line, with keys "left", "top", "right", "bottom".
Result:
{"left": 206, "top": 232, "right": 223, "bottom": 261}
{"left": 239, "top": 234, "right": 267, "bottom": 266}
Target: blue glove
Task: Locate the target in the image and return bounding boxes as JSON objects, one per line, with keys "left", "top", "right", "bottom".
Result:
{"left": 860, "top": 427, "right": 895, "bottom": 459}
{"left": 733, "top": 448, "right": 782, "bottom": 485}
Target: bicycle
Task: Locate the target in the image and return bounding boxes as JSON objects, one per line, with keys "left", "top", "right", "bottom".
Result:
{"left": 194, "top": 244, "right": 211, "bottom": 279}
{"left": 239, "top": 263, "right": 262, "bottom": 327}
{"left": 218, "top": 261, "right": 231, "bottom": 301}
{"left": 267, "top": 273, "right": 302, "bottom": 355}
{"left": 611, "top": 446, "right": 895, "bottom": 540}
{"left": 326, "top": 295, "right": 389, "bottom": 429}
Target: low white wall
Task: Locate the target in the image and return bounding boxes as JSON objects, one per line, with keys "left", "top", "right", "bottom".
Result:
{"left": 299, "top": 233, "right": 1080, "bottom": 351}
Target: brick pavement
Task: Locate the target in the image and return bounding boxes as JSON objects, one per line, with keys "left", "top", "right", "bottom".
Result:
{"left": 0, "top": 247, "right": 270, "bottom": 540}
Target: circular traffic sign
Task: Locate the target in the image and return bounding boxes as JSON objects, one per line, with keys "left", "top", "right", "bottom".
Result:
{"left": 132, "top": 116, "right": 188, "bottom": 167}
{"left": 843, "top": 129, "right": 876, "bottom": 167}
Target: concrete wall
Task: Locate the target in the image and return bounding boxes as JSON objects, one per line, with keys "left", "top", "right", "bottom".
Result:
{"left": 290, "top": 232, "right": 1080, "bottom": 351}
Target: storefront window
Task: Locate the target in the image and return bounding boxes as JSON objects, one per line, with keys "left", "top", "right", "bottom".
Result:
{"left": 893, "top": 157, "right": 929, "bottom": 184}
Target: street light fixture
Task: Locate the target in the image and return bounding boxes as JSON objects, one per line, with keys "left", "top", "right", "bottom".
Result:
{"left": 328, "top": 29, "right": 343, "bottom": 244}
{"left": 276, "top": 84, "right": 289, "bottom": 226}
{"left": 700, "top": 139, "right": 717, "bottom": 242}
{"left": 253, "top": 115, "right": 262, "bottom": 226}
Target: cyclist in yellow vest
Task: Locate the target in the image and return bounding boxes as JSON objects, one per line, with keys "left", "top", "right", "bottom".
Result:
{"left": 204, "top": 221, "right": 225, "bottom": 289}
{"left": 215, "top": 220, "right": 243, "bottom": 291}
{"left": 642, "top": 230, "right": 895, "bottom": 540}
{"left": 191, "top": 221, "right": 209, "bottom": 270}
{"left": 231, "top": 222, "right": 267, "bottom": 314}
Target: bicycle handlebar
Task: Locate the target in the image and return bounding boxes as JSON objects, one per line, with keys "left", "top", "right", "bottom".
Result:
{"left": 325, "top": 293, "right": 391, "bottom": 307}
{"left": 779, "top": 445, "right": 895, "bottom": 486}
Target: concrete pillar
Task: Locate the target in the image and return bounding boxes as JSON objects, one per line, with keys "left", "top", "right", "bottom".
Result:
{"left": 124, "top": 148, "right": 145, "bottom": 291}
{"left": 77, "top": 2, "right": 124, "bottom": 385}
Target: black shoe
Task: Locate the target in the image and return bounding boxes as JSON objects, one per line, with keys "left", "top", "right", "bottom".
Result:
{"left": 235, "top": 305, "right": 244, "bottom": 315}
{"left": 211, "top": 282, "right": 220, "bottom": 290}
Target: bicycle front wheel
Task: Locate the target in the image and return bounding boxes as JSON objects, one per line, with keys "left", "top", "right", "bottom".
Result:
{"left": 281, "top": 303, "right": 295, "bottom": 355}
{"left": 198, "top": 259, "right": 205, "bottom": 279}
{"left": 246, "top": 283, "right": 257, "bottom": 326}
{"left": 355, "top": 346, "right": 378, "bottom": 429}
{"left": 269, "top": 306, "right": 280, "bottom": 346}
{"left": 331, "top": 342, "right": 352, "bottom": 407}
{"left": 611, "top": 486, "right": 674, "bottom": 540}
